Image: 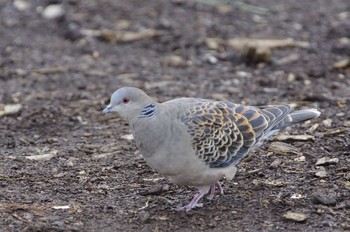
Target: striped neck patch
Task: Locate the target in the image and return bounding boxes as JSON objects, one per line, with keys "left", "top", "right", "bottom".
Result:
{"left": 139, "top": 103, "right": 157, "bottom": 118}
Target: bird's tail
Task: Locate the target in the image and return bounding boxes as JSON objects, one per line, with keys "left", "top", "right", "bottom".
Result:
{"left": 274, "top": 108, "right": 321, "bottom": 130}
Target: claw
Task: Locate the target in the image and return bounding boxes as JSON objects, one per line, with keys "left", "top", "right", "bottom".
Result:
{"left": 175, "top": 192, "right": 205, "bottom": 212}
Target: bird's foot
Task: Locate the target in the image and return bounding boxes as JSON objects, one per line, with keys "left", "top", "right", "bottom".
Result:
{"left": 175, "top": 192, "right": 205, "bottom": 212}
{"left": 207, "top": 181, "right": 224, "bottom": 200}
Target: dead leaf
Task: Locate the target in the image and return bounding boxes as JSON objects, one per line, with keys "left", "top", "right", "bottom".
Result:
{"left": 268, "top": 142, "right": 301, "bottom": 156}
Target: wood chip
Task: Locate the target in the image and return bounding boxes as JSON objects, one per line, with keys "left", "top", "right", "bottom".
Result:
{"left": 283, "top": 211, "right": 308, "bottom": 222}
{"left": 226, "top": 38, "right": 310, "bottom": 51}
{"left": 333, "top": 58, "right": 350, "bottom": 69}
{"left": 25, "top": 150, "right": 57, "bottom": 161}
{"left": 275, "top": 134, "right": 315, "bottom": 141}
{"left": 98, "top": 29, "right": 160, "bottom": 43}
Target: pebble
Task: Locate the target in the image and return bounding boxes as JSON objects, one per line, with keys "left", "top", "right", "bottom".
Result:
{"left": 42, "top": 4, "right": 65, "bottom": 20}
{"left": 312, "top": 193, "right": 337, "bottom": 206}
{"left": 316, "top": 157, "right": 339, "bottom": 166}
{"left": 315, "top": 169, "right": 328, "bottom": 178}
{"left": 0, "top": 104, "right": 22, "bottom": 117}
{"left": 322, "top": 119, "right": 333, "bottom": 128}
{"left": 283, "top": 211, "right": 308, "bottom": 222}
{"left": 204, "top": 54, "right": 218, "bottom": 64}
{"left": 13, "top": 0, "right": 31, "bottom": 11}
{"left": 294, "top": 156, "right": 306, "bottom": 162}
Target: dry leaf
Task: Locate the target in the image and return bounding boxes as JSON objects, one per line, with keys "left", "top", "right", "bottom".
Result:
{"left": 268, "top": 142, "right": 301, "bottom": 156}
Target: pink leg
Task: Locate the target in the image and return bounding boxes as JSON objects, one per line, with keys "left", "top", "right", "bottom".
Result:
{"left": 207, "top": 182, "right": 224, "bottom": 200}
{"left": 176, "top": 191, "right": 205, "bottom": 212}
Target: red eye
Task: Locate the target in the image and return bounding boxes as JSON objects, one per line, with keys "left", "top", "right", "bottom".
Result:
{"left": 122, "top": 97, "right": 129, "bottom": 104}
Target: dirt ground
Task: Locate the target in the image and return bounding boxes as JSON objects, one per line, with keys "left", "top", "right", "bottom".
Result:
{"left": 1, "top": 0, "right": 350, "bottom": 231}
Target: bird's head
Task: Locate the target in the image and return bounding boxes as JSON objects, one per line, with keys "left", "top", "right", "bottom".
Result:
{"left": 103, "top": 87, "right": 154, "bottom": 121}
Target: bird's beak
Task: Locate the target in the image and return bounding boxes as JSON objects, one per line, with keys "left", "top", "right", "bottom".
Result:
{"left": 102, "top": 105, "right": 112, "bottom": 114}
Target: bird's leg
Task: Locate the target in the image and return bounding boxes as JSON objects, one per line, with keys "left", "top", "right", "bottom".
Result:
{"left": 207, "top": 181, "right": 224, "bottom": 200}
{"left": 176, "top": 186, "right": 209, "bottom": 212}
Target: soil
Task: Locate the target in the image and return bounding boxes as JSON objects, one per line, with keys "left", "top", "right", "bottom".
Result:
{"left": 1, "top": 0, "right": 350, "bottom": 231}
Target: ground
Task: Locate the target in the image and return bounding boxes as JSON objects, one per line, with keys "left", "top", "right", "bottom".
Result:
{"left": 1, "top": 0, "right": 350, "bottom": 231}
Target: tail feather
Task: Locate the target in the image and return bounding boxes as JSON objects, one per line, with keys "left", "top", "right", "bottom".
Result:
{"left": 273, "top": 108, "right": 320, "bottom": 130}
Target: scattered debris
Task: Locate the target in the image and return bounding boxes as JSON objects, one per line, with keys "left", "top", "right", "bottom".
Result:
{"left": 275, "top": 134, "right": 315, "bottom": 141}
{"left": 283, "top": 211, "right": 308, "bottom": 222}
{"left": 52, "top": 205, "right": 70, "bottom": 210}
{"left": 121, "top": 134, "right": 134, "bottom": 140}
{"left": 333, "top": 58, "right": 350, "bottom": 69}
{"left": 240, "top": 45, "right": 271, "bottom": 64}
{"left": 290, "top": 193, "right": 304, "bottom": 199}
{"left": 13, "top": 0, "right": 31, "bottom": 11}
{"left": 25, "top": 150, "right": 58, "bottom": 161}
{"left": 226, "top": 38, "right": 310, "bottom": 50}
{"left": 275, "top": 53, "right": 300, "bottom": 65}
{"left": 322, "top": 128, "right": 349, "bottom": 136}
{"left": 306, "top": 123, "right": 319, "bottom": 133}
{"left": 315, "top": 168, "right": 328, "bottom": 178}
{"left": 98, "top": 29, "right": 160, "bottom": 43}
{"left": 268, "top": 142, "right": 301, "bottom": 156}
{"left": 0, "top": 104, "right": 22, "bottom": 117}
{"left": 204, "top": 54, "right": 218, "bottom": 64}
{"left": 162, "top": 55, "right": 185, "bottom": 67}
{"left": 294, "top": 156, "right": 306, "bottom": 162}
{"left": 41, "top": 4, "right": 65, "bottom": 20}
{"left": 322, "top": 119, "right": 333, "bottom": 128}
{"left": 269, "top": 158, "right": 282, "bottom": 169}
{"left": 312, "top": 193, "right": 337, "bottom": 206}
{"left": 316, "top": 157, "right": 339, "bottom": 166}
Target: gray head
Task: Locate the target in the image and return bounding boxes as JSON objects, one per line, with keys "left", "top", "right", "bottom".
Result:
{"left": 103, "top": 87, "right": 154, "bottom": 121}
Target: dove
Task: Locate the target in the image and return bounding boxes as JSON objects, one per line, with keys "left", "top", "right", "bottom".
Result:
{"left": 103, "top": 87, "right": 320, "bottom": 211}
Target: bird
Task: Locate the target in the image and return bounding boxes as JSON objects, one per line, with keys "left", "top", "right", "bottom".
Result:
{"left": 103, "top": 87, "right": 320, "bottom": 211}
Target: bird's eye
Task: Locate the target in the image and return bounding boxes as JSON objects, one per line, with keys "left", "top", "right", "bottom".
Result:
{"left": 122, "top": 97, "right": 129, "bottom": 104}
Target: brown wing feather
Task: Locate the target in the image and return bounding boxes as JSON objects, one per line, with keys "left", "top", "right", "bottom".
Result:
{"left": 180, "top": 100, "right": 273, "bottom": 168}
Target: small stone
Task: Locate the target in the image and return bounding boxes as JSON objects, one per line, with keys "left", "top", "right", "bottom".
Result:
{"left": 333, "top": 58, "right": 350, "bottom": 69}
{"left": 204, "top": 54, "right": 218, "bottom": 64}
{"left": 162, "top": 55, "right": 185, "bottom": 67}
{"left": 42, "top": 4, "right": 65, "bottom": 20}
{"left": 283, "top": 211, "right": 308, "bottom": 222}
{"left": 312, "top": 193, "right": 337, "bottom": 206}
{"left": 316, "top": 157, "right": 339, "bottom": 166}
{"left": 270, "top": 158, "right": 282, "bottom": 169}
{"left": 294, "top": 156, "right": 306, "bottom": 162}
{"left": 315, "top": 169, "right": 328, "bottom": 178}
{"left": 0, "top": 104, "right": 22, "bottom": 117}
{"left": 345, "top": 172, "right": 350, "bottom": 180}
{"left": 322, "top": 119, "right": 333, "bottom": 128}
{"left": 13, "top": 0, "right": 31, "bottom": 11}
{"left": 121, "top": 134, "right": 134, "bottom": 140}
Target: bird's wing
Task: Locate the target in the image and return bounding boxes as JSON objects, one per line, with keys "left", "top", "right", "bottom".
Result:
{"left": 179, "top": 100, "right": 291, "bottom": 168}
